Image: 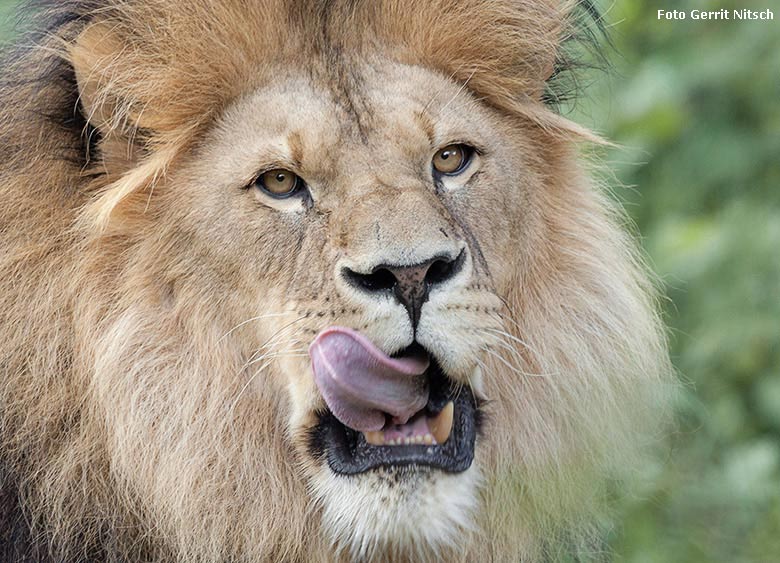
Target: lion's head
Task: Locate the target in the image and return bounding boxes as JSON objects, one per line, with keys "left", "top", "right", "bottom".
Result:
{"left": 0, "top": 1, "right": 672, "bottom": 561}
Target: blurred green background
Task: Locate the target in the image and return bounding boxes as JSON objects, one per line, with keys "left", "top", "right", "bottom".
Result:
{"left": 1, "top": 1, "right": 778, "bottom": 561}
{"left": 568, "top": 1, "right": 780, "bottom": 562}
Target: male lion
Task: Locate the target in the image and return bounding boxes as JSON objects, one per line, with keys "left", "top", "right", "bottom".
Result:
{"left": 0, "top": 1, "right": 672, "bottom": 561}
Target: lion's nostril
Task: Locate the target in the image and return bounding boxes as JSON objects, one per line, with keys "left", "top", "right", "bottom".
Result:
{"left": 425, "top": 259, "right": 454, "bottom": 285}
{"left": 343, "top": 267, "right": 397, "bottom": 293}
{"left": 425, "top": 249, "right": 466, "bottom": 287}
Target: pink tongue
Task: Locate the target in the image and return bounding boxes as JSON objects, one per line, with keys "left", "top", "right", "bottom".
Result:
{"left": 309, "top": 327, "right": 429, "bottom": 432}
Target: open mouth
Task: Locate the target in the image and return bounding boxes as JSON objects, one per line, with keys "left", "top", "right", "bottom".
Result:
{"left": 313, "top": 360, "right": 479, "bottom": 474}
{"left": 308, "top": 327, "right": 480, "bottom": 475}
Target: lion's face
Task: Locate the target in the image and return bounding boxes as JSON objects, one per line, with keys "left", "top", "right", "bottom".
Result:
{"left": 161, "top": 60, "right": 535, "bottom": 554}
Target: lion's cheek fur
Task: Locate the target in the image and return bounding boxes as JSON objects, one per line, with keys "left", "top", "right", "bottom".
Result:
{"left": 83, "top": 305, "right": 320, "bottom": 561}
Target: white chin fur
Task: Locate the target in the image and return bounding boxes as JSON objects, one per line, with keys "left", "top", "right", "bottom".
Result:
{"left": 313, "top": 464, "right": 481, "bottom": 561}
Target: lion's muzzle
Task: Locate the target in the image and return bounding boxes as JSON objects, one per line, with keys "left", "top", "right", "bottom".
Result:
{"left": 309, "top": 326, "right": 479, "bottom": 475}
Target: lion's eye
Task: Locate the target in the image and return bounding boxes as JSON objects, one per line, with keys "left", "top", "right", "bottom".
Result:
{"left": 255, "top": 169, "right": 303, "bottom": 198}
{"left": 432, "top": 144, "right": 472, "bottom": 176}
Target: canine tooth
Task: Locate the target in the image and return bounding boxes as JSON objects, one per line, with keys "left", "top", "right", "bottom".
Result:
{"left": 429, "top": 402, "right": 454, "bottom": 445}
{"left": 364, "top": 431, "right": 385, "bottom": 446}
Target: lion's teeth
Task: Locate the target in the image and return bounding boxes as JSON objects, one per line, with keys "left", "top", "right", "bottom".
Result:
{"left": 429, "top": 401, "right": 454, "bottom": 445}
{"left": 364, "top": 431, "right": 385, "bottom": 446}
{"left": 363, "top": 407, "right": 454, "bottom": 447}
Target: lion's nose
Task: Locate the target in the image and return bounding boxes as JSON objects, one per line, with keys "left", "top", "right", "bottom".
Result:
{"left": 341, "top": 249, "right": 466, "bottom": 329}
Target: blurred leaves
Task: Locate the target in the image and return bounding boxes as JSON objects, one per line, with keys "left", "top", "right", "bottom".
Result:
{"left": 572, "top": 2, "right": 780, "bottom": 562}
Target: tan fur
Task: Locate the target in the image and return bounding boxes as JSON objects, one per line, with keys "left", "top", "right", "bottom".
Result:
{"left": 0, "top": 1, "right": 673, "bottom": 561}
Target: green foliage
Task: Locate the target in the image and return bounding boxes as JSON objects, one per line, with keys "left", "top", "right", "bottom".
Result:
{"left": 0, "top": 0, "right": 777, "bottom": 560}
{"left": 571, "top": 2, "right": 780, "bottom": 561}
{"left": 0, "top": 1, "right": 16, "bottom": 34}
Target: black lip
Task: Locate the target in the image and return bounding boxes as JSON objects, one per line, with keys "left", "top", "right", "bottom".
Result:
{"left": 309, "top": 359, "right": 480, "bottom": 475}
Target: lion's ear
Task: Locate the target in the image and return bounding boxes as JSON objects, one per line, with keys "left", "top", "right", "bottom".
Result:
{"left": 70, "top": 23, "right": 117, "bottom": 132}
{"left": 70, "top": 23, "right": 157, "bottom": 138}
{"left": 69, "top": 23, "right": 180, "bottom": 230}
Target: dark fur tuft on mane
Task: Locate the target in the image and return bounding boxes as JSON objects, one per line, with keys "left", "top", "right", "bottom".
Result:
{"left": 543, "top": 0, "right": 611, "bottom": 109}
{"left": 0, "top": 2, "right": 96, "bottom": 169}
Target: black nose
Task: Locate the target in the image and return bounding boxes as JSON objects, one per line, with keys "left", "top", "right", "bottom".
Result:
{"left": 342, "top": 249, "right": 466, "bottom": 328}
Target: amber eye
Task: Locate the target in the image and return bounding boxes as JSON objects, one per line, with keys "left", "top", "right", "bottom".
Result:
{"left": 432, "top": 144, "right": 471, "bottom": 175}
{"left": 255, "top": 169, "right": 302, "bottom": 198}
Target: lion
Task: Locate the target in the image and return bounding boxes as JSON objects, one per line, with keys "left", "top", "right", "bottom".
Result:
{"left": 0, "top": 1, "right": 672, "bottom": 561}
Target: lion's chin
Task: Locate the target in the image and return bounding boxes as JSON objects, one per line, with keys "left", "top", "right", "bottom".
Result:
{"left": 313, "top": 463, "right": 482, "bottom": 560}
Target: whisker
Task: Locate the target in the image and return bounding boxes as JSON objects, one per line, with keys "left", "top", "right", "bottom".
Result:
{"left": 421, "top": 68, "right": 460, "bottom": 114}
{"left": 486, "top": 338, "right": 556, "bottom": 378}
{"left": 438, "top": 69, "right": 477, "bottom": 115}
{"left": 228, "top": 360, "right": 275, "bottom": 413}
{"left": 218, "top": 312, "right": 301, "bottom": 342}
{"left": 259, "top": 317, "right": 308, "bottom": 348}
{"left": 480, "top": 324, "right": 546, "bottom": 361}
{"left": 244, "top": 351, "right": 308, "bottom": 367}
{"left": 228, "top": 346, "right": 311, "bottom": 414}
{"left": 234, "top": 320, "right": 307, "bottom": 375}
{"left": 239, "top": 335, "right": 304, "bottom": 373}
{"left": 482, "top": 347, "right": 550, "bottom": 379}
